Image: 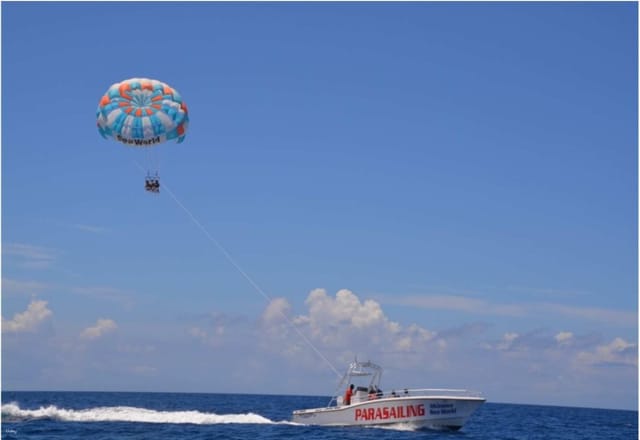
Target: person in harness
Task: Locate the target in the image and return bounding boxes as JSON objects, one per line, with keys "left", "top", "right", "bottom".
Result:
{"left": 145, "top": 177, "right": 160, "bottom": 193}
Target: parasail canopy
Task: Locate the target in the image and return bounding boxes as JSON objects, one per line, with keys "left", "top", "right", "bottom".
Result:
{"left": 96, "top": 78, "right": 189, "bottom": 147}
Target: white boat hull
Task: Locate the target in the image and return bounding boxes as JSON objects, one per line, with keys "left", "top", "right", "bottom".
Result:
{"left": 292, "top": 396, "right": 485, "bottom": 430}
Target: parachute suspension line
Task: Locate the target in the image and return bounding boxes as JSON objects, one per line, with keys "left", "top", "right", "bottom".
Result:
{"left": 155, "top": 145, "right": 161, "bottom": 180}
{"left": 149, "top": 147, "right": 154, "bottom": 178}
{"left": 155, "top": 175, "right": 342, "bottom": 380}
{"left": 151, "top": 145, "right": 161, "bottom": 179}
{"left": 143, "top": 147, "right": 150, "bottom": 178}
{"left": 144, "top": 147, "right": 158, "bottom": 179}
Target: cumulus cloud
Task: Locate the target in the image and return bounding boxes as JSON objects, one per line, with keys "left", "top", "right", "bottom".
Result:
{"left": 80, "top": 319, "right": 117, "bottom": 340}
{"left": 182, "top": 288, "right": 637, "bottom": 407}
{"left": 302, "top": 288, "right": 392, "bottom": 331}
{"left": 262, "top": 297, "right": 291, "bottom": 324}
{"left": 2, "top": 300, "right": 52, "bottom": 333}
{"left": 260, "top": 288, "right": 436, "bottom": 358}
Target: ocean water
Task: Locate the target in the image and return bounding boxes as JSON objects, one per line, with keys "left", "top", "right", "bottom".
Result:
{"left": 1, "top": 391, "right": 637, "bottom": 440}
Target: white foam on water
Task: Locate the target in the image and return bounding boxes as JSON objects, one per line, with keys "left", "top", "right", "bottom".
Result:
{"left": 1, "top": 402, "right": 290, "bottom": 425}
{"left": 366, "top": 422, "right": 418, "bottom": 431}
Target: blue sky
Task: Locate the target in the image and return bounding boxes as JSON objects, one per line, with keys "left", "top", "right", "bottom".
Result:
{"left": 2, "top": 2, "right": 637, "bottom": 410}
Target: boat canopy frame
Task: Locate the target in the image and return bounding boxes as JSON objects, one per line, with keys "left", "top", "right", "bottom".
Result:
{"left": 328, "top": 359, "right": 383, "bottom": 407}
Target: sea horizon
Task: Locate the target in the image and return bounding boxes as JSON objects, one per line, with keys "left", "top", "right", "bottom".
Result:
{"left": 3, "top": 390, "right": 637, "bottom": 440}
{"left": 3, "top": 389, "right": 637, "bottom": 413}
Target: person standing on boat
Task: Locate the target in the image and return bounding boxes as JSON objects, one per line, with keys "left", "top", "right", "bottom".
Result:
{"left": 344, "top": 384, "right": 354, "bottom": 405}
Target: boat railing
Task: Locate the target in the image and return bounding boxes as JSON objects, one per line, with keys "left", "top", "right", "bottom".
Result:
{"left": 349, "top": 387, "right": 483, "bottom": 404}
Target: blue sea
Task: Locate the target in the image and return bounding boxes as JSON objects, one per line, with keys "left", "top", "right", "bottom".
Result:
{"left": 1, "top": 391, "right": 637, "bottom": 439}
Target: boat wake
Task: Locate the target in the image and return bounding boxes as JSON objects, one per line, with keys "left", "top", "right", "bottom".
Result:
{"left": 368, "top": 422, "right": 420, "bottom": 432}
{"left": 1, "top": 402, "right": 293, "bottom": 425}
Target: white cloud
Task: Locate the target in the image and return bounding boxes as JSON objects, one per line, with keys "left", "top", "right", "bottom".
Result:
{"left": 384, "top": 294, "right": 636, "bottom": 328}
{"left": 396, "top": 324, "right": 436, "bottom": 351}
{"left": 262, "top": 297, "right": 291, "bottom": 324}
{"left": 540, "top": 303, "right": 637, "bottom": 328}
{"left": 189, "top": 325, "right": 225, "bottom": 347}
{"left": 577, "top": 338, "right": 637, "bottom": 367}
{"left": 2, "top": 300, "right": 52, "bottom": 333}
{"left": 188, "top": 313, "right": 249, "bottom": 348}
{"left": 3, "top": 243, "right": 57, "bottom": 269}
{"left": 302, "top": 288, "right": 390, "bottom": 330}
{"left": 387, "top": 294, "right": 525, "bottom": 317}
{"left": 80, "top": 319, "right": 117, "bottom": 340}
{"left": 555, "top": 332, "right": 574, "bottom": 346}
{"left": 2, "top": 278, "right": 49, "bottom": 296}
{"left": 482, "top": 332, "right": 525, "bottom": 352}
{"left": 497, "top": 332, "right": 520, "bottom": 351}
{"left": 72, "top": 286, "right": 134, "bottom": 309}
{"left": 190, "top": 327, "right": 208, "bottom": 341}
{"left": 73, "top": 224, "right": 108, "bottom": 234}
{"left": 260, "top": 288, "right": 436, "bottom": 359}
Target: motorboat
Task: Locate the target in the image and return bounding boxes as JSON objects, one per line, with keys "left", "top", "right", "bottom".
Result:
{"left": 292, "top": 360, "right": 485, "bottom": 430}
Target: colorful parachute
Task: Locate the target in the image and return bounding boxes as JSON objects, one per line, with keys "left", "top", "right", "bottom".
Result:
{"left": 96, "top": 78, "right": 189, "bottom": 193}
{"left": 97, "top": 77, "right": 188, "bottom": 145}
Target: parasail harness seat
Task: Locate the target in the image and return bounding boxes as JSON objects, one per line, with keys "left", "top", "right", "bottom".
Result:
{"left": 145, "top": 177, "right": 160, "bottom": 193}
